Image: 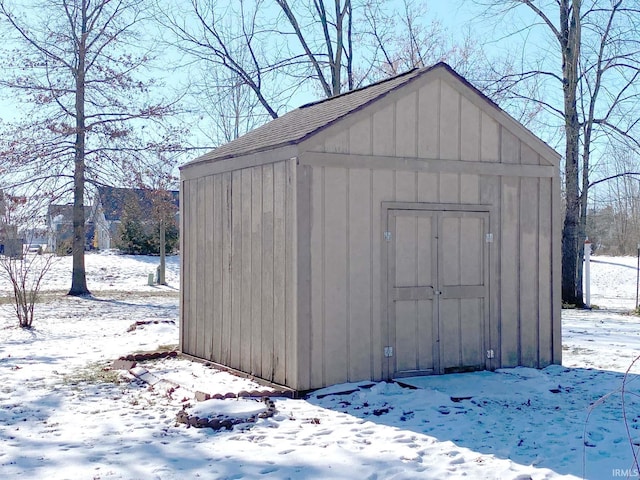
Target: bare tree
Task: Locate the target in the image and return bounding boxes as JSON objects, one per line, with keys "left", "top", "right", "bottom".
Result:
{"left": 159, "top": 0, "right": 289, "bottom": 123}
{"left": 162, "top": 0, "right": 509, "bottom": 136}
{"left": 0, "top": 0, "right": 181, "bottom": 296}
{"left": 587, "top": 149, "right": 640, "bottom": 255}
{"left": 474, "top": 0, "right": 640, "bottom": 305}
{"left": 275, "top": 0, "right": 354, "bottom": 95}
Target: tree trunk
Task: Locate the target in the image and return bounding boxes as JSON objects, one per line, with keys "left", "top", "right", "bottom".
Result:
{"left": 560, "top": 0, "right": 583, "bottom": 306}
{"left": 68, "top": 1, "right": 90, "bottom": 296}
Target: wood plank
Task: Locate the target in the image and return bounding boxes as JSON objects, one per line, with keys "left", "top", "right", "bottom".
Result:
{"left": 221, "top": 172, "right": 233, "bottom": 366}
{"left": 179, "top": 178, "right": 184, "bottom": 352}
{"left": 418, "top": 215, "right": 437, "bottom": 372}
{"left": 392, "top": 211, "right": 422, "bottom": 376}
{"left": 348, "top": 168, "right": 372, "bottom": 382}
{"left": 418, "top": 80, "right": 439, "bottom": 158}
{"left": 440, "top": 81, "right": 460, "bottom": 160}
{"left": 392, "top": 286, "right": 434, "bottom": 301}
{"left": 538, "top": 178, "right": 553, "bottom": 366}
{"left": 480, "top": 112, "right": 499, "bottom": 162}
{"left": 250, "top": 167, "right": 263, "bottom": 376}
{"left": 261, "top": 165, "right": 275, "bottom": 380}
{"left": 395, "top": 170, "right": 416, "bottom": 202}
{"left": 204, "top": 175, "right": 214, "bottom": 360}
{"left": 323, "top": 167, "right": 349, "bottom": 386}
{"left": 479, "top": 175, "right": 501, "bottom": 369}
{"left": 296, "top": 164, "right": 312, "bottom": 390}
{"left": 441, "top": 216, "right": 460, "bottom": 286}
{"left": 374, "top": 171, "right": 394, "bottom": 381}
{"left": 461, "top": 96, "right": 481, "bottom": 161}
{"left": 212, "top": 175, "right": 223, "bottom": 362}
{"left": 459, "top": 216, "right": 482, "bottom": 285}
{"left": 372, "top": 103, "right": 395, "bottom": 157}
{"left": 300, "top": 151, "right": 556, "bottom": 178}
{"left": 396, "top": 91, "right": 417, "bottom": 158}
{"left": 230, "top": 170, "right": 243, "bottom": 369}
{"left": 273, "top": 161, "right": 287, "bottom": 384}
{"left": 417, "top": 215, "right": 434, "bottom": 288}
{"left": 460, "top": 174, "right": 479, "bottom": 204}
{"left": 309, "top": 166, "right": 324, "bottom": 387}
{"left": 395, "top": 300, "right": 418, "bottom": 372}
{"left": 180, "top": 180, "right": 191, "bottom": 353}
{"left": 395, "top": 214, "right": 418, "bottom": 287}
{"left": 460, "top": 298, "right": 484, "bottom": 367}
{"left": 417, "top": 299, "right": 435, "bottom": 371}
{"left": 349, "top": 117, "right": 372, "bottom": 156}
{"left": 325, "top": 129, "right": 349, "bottom": 154}
{"left": 501, "top": 176, "right": 520, "bottom": 367}
{"left": 440, "top": 299, "right": 461, "bottom": 370}
{"left": 501, "top": 128, "right": 520, "bottom": 164}
{"left": 192, "top": 179, "right": 203, "bottom": 357}
{"left": 284, "top": 159, "right": 297, "bottom": 388}
{"left": 551, "top": 172, "right": 562, "bottom": 363}
{"left": 521, "top": 142, "right": 539, "bottom": 165}
{"left": 240, "top": 169, "right": 252, "bottom": 372}
{"left": 439, "top": 173, "right": 459, "bottom": 203}
{"left": 520, "top": 177, "right": 539, "bottom": 367}
{"left": 417, "top": 172, "right": 439, "bottom": 202}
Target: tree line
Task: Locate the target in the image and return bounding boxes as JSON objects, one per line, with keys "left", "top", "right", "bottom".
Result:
{"left": 0, "top": 0, "right": 639, "bottom": 307}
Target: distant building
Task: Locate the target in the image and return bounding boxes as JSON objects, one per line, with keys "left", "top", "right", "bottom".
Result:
{"left": 93, "top": 186, "right": 179, "bottom": 250}
{"left": 47, "top": 204, "right": 94, "bottom": 254}
{"left": 0, "top": 191, "right": 22, "bottom": 257}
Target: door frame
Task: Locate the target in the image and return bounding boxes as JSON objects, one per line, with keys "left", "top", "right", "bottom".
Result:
{"left": 380, "top": 202, "right": 494, "bottom": 380}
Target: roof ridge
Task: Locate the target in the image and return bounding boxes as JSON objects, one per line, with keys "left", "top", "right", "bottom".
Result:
{"left": 298, "top": 67, "right": 421, "bottom": 110}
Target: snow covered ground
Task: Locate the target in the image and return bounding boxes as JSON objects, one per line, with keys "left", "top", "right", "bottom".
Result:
{"left": 2, "top": 252, "right": 640, "bottom": 479}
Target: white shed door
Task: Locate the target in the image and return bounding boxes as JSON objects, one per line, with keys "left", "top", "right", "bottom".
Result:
{"left": 387, "top": 208, "right": 489, "bottom": 377}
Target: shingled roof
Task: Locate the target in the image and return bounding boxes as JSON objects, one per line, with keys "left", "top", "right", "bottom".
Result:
{"left": 184, "top": 64, "right": 455, "bottom": 166}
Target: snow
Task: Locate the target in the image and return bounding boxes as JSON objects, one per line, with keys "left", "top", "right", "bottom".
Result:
{"left": 2, "top": 252, "right": 640, "bottom": 479}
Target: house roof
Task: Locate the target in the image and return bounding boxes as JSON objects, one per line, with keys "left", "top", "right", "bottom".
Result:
{"left": 96, "top": 186, "right": 179, "bottom": 222}
{"left": 48, "top": 204, "right": 92, "bottom": 223}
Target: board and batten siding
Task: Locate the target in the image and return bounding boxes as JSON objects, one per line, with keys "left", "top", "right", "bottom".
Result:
{"left": 180, "top": 66, "right": 560, "bottom": 392}
{"left": 294, "top": 70, "right": 560, "bottom": 390}
{"left": 180, "top": 159, "right": 297, "bottom": 387}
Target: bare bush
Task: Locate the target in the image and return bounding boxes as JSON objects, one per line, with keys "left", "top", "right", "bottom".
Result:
{"left": 0, "top": 250, "right": 56, "bottom": 328}
{"left": 0, "top": 192, "right": 58, "bottom": 328}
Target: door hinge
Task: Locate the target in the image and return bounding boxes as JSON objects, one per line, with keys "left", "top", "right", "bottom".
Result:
{"left": 384, "top": 231, "right": 392, "bottom": 241}
{"left": 384, "top": 346, "right": 393, "bottom": 357}
{"left": 485, "top": 233, "right": 494, "bottom": 243}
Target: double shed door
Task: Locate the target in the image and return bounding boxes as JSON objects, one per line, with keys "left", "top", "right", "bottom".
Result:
{"left": 386, "top": 206, "right": 490, "bottom": 378}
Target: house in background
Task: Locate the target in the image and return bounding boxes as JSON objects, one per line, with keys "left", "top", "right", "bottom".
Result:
{"left": 0, "top": 190, "right": 22, "bottom": 257}
{"left": 180, "top": 62, "right": 561, "bottom": 392}
{"left": 93, "top": 186, "right": 179, "bottom": 250}
{"left": 47, "top": 204, "right": 94, "bottom": 254}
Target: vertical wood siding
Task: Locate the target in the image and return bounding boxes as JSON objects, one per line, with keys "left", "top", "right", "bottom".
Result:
{"left": 180, "top": 159, "right": 297, "bottom": 387}
{"left": 181, "top": 70, "right": 560, "bottom": 391}
{"left": 298, "top": 73, "right": 559, "bottom": 389}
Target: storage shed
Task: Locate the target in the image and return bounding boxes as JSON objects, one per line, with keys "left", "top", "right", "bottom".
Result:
{"left": 179, "top": 62, "right": 561, "bottom": 392}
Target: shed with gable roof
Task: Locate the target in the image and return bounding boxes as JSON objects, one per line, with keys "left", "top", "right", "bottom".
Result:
{"left": 179, "top": 62, "right": 561, "bottom": 391}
